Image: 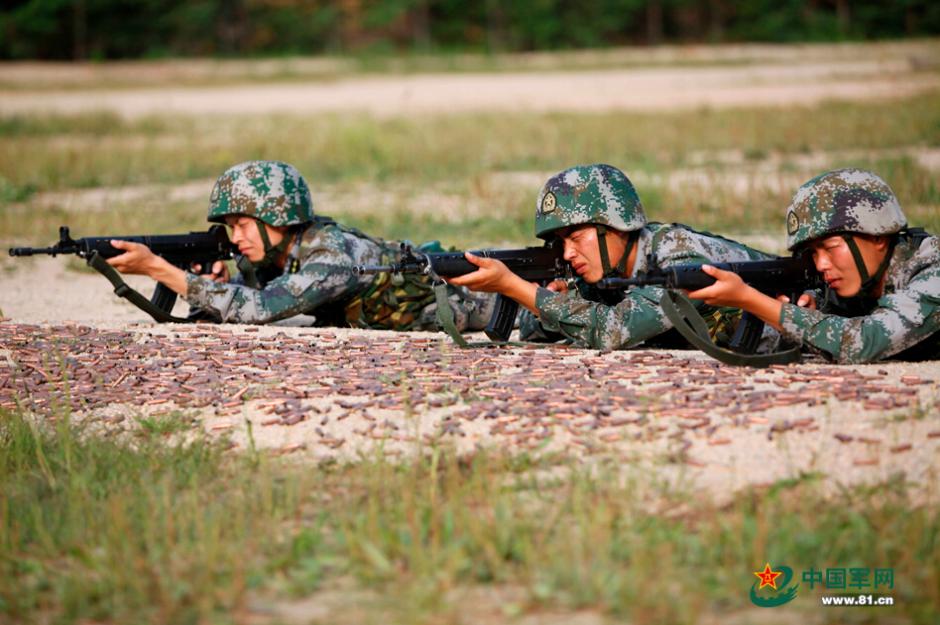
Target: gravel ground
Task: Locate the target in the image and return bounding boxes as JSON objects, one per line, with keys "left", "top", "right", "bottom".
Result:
{"left": 2, "top": 274, "right": 937, "bottom": 501}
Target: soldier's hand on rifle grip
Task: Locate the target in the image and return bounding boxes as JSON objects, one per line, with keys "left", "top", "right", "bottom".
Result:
{"left": 192, "top": 260, "right": 230, "bottom": 283}
{"left": 546, "top": 279, "right": 569, "bottom": 294}
{"left": 106, "top": 239, "right": 159, "bottom": 275}
{"left": 685, "top": 264, "right": 752, "bottom": 308}
{"left": 445, "top": 252, "right": 513, "bottom": 292}
{"left": 446, "top": 252, "right": 542, "bottom": 315}
{"left": 107, "top": 239, "right": 189, "bottom": 296}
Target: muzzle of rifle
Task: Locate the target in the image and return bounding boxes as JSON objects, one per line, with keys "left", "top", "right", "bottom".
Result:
{"left": 597, "top": 277, "right": 640, "bottom": 289}
{"left": 353, "top": 264, "right": 393, "bottom": 275}
{"left": 9, "top": 246, "right": 64, "bottom": 257}
{"left": 596, "top": 276, "right": 669, "bottom": 289}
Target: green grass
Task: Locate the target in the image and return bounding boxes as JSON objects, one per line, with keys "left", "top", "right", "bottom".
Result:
{"left": 2, "top": 408, "right": 938, "bottom": 624}
{"left": 2, "top": 92, "right": 938, "bottom": 249}
{"left": 2, "top": 92, "right": 939, "bottom": 191}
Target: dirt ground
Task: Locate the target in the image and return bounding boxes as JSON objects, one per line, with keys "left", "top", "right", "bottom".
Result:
{"left": 1, "top": 45, "right": 938, "bottom": 118}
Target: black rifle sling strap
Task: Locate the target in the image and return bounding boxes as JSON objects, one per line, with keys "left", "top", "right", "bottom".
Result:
{"left": 659, "top": 289, "right": 802, "bottom": 367}
{"left": 86, "top": 250, "right": 192, "bottom": 323}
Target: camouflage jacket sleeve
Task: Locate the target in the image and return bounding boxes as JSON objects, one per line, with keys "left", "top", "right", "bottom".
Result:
{"left": 778, "top": 263, "right": 940, "bottom": 363}
{"left": 183, "top": 230, "right": 362, "bottom": 324}
{"left": 534, "top": 285, "right": 672, "bottom": 350}
{"left": 518, "top": 308, "right": 565, "bottom": 342}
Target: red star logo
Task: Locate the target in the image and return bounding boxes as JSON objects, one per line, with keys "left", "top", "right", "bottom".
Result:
{"left": 754, "top": 563, "right": 783, "bottom": 590}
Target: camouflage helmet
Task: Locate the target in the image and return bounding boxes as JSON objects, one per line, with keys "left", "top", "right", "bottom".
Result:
{"left": 534, "top": 164, "right": 647, "bottom": 240}
{"left": 207, "top": 160, "right": 314, "bottom": 227}
{"left": 786, "top": 168, "right": 906, "bottom": 251}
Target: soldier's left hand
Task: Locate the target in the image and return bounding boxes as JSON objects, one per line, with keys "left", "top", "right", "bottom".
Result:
{"left": 685, "top": 264, "right": 750, "bottom": 307}
{"left": 445, "top": 253, "right": 513, "bottom": 292}
{"left": 191, "top": 260, "right": 230, "bottom": 282}
{"left": 776, "top": 291, "right": 817, "bottom": 309}
{"left": 106, "top": 240, "right": 159, "bottom": 275}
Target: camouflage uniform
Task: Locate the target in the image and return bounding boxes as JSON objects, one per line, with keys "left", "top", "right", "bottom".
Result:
{"left": 522, "top": 223, "right": 777, "bottom": 349}
{"left": 520, "top": 164, "right": 776, "bottom": 350}
{"left": 184, "top": 161, "right": 493, "bottom": 329}
{"left": 778, "top": 168, "right": 939, "bottom": 363}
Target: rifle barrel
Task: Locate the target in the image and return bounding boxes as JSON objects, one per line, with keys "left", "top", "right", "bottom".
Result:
{"left": 355, "top": 264, "right": 397, "bottom": 274}
{"left": 8, "top": 246, "right": 72, "bottom": 257}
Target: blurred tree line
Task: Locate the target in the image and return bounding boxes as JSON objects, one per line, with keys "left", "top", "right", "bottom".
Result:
{"left": 2, "top": 0, "right": 938, "bottom": 60}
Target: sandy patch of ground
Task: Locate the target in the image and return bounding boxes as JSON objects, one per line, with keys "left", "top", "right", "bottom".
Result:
{"left": 1, "top": 58, "right": 937, "bottom": 119}
{"left": 0, "top": 256, "right": 196, "bottom": 323}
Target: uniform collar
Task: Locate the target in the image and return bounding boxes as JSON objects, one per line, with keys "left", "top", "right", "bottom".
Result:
{"left": 629, "top": 227, "right": 654, "bottom": 277}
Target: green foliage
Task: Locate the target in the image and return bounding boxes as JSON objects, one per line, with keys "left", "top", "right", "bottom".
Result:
{"left": 0, "top": 176, "right": 35, "bottom": 203}
{"left": 2, "top": 0, "right": 939, "bottom": 60}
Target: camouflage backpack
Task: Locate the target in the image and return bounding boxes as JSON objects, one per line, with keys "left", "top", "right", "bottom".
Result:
{"left": 342, "top": 240, "right": 443, "bottom": 331}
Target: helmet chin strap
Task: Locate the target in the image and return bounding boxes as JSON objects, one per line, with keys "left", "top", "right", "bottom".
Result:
{"left": 254, "top": 219, "right": 292, "bottom": 268}
{"left": 841, "top": 234, "right": 894, "bottom": 299}
{"left": 595, "top": 225, "right": 639, "bottom": 277}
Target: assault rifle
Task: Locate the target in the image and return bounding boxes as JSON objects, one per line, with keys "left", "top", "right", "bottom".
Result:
{"left": 9, "top": 225, "right": 237, "bottom": 322}
{"left": 355, "top": 239, "right": 569, "bottom": 342}
{"left": 595, "top": 254, "right": 821, "bottom": 295}
{"left": 596, "top": 254, "right": 823, "bottom": 366}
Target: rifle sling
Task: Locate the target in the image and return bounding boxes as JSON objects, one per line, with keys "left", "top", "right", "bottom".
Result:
{"left": 87, "top": 250, "right": 191, "bottom": 324}
{"left": 659, "top": 290, "right": 801, "bottom": 367}
{"left": 433, "top": 282, "right": 545, "bottom": 349}
{"left": 432, "top": 282, "right": 470, "bottom": 347}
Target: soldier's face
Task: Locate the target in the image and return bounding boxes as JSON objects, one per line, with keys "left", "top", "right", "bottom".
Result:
{"left": 225, "top": 216, "right": 286, "bottom": 262}
{"left": 809, "top": 235, "right": 888, "bottom": 297}
{"left": 560, "top": 225, "right": 630, "bottom": 283}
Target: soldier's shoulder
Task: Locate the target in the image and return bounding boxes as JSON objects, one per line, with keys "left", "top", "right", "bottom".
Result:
{"left": 297, "top": 222, "right": 345, "bottom": 249}
{"left": 650, "top": 223, "right": 771, "bottom": 264}
{"left": 298, "top": 221, "right": 390, "bottom": 267}
{"left": 894, "top": 232, "right": 940, "bottom": 282}
{"left": 648, "top": 223, "right": 732, "bottom": 255}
